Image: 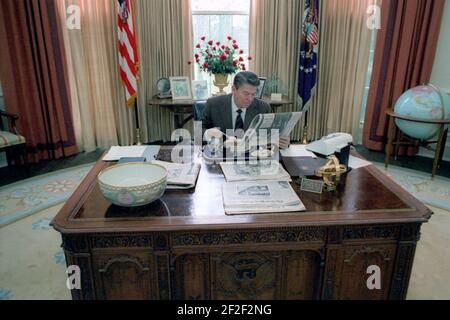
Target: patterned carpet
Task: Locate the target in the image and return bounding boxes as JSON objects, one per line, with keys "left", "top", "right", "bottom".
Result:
{"left": 0, "top": 163, "right": 94, "bottom": 227}
{"left": 0, "top": 163, "right": 449, "bottom": 299}
{"left": 373, "top": 163, "right": 450, "bottom": 211}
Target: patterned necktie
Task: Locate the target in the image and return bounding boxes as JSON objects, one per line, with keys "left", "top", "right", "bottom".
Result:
{"left": 235, "top": 109, "right": 244, "bottom": 131}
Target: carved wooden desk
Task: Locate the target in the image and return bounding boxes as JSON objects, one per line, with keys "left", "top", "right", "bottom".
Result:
{"left": 51, "top": 147, "right": 431, "bottom": 300}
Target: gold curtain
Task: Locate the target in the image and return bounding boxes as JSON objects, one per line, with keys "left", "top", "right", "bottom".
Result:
{"left": 58, "top": 0, "right": 137, "bottom": 151}
{"left": 309, "top": 0, "right": 373, "bottom": 141}
{"left": 135, "top": 0, "right": 193, "bottom": 142}
{"left": 249, "top": 0, "right": 304, "bottom": 140}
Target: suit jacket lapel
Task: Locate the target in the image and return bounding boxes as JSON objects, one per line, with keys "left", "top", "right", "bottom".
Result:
{"left": 221, "top": 94, "right": 233, "bottom": 133}
{"left": 244, "top": 101, "right": 258, "bottom": 131}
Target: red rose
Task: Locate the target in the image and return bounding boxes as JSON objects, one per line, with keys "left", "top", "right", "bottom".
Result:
{"left": 216, "top": 41, "right": 220, "bottom": 46}
{"left": 220, "top": 54, "right": 227, "bottom": 61}
{"left": 195, "top": 44, "right": 200, "bottom": 48}
{"left": 227, "top": 35, "right": 232, "bottom": 40}
{"left": 196, "top": 59, "right": 199, "bottom": 63}
{"left": 239, "top": 57, "right": 244, "bottom": 62}
{"left": 242, "top": 64, "right": 246, "bottom": 70}
{"left": 212, "top": 46, "right": 216, "bottom": 51}
{"left": 209, "top": 54, "right": 213, "bottom": 57}
{"left": 203, "top": 62, "right": 208, "bottom": 68}
{"left": 225, "top": 50, "right": 230, "bottom": 55}
{"left": 233, "top": 44, "right": 239, "bottom": 49}
{"left": 221, "top": 45, "right": 225, "bottom": 49}
{"left": 200, "top": 36, "right": 206, "bottom": 41}
{"left": 232, "top": 60, "right": 238, "bottom": 66}
{"left": 248, "top": 56, "right": 252, "bottom": 60}
{"left": 205, "top": 49, "right": 209, "bottom": 53}
{"left": 239, "top": 50, "right": 244, "bottom": 54}
{"left": 232, "top": 39, "right": 237, "bottom": 43}
{"left": 208, "top": 40, "right": 213, "bottom": 45}
{"left": 194, "top": 53, "right": 199, "bottom": 58}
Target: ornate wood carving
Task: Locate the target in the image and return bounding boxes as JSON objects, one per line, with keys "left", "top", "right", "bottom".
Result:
{"left": 62, "top": 235, "right": 89, "bottom": 253}
{"left": 343, "top": 225, "right": 399, "bottom": 240}
{"left": 97, "top": 254, "right": 150, "bottom": 273}
{"left": 172, "top": 228, "right": 326, "bottom": 247}
{"left": 400, "top": 224, "right": 421, "bottom": 241}
{"left": 93, "top": 253, "right": 153, "bottom": 300}
{"left": 91, "top": 235, "right": 153, "bottom": 248}
{"left": 322, "top": 249, "right": 338, "bottom": 299}
{"left": 211, "top": 252, "right": 280, "bottom": 299}
{"left": 344, "top": 245, "right": 391, "bottom": 263}
{"left": 156, "top": 255, "right": 171, "bottom": 300}
{"left": 390, "top": 244, "right": 416, "bottom": 299}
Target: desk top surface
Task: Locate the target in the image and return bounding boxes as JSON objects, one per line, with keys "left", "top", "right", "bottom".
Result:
{"left": 52, "top": 146, "right": 431, "bottom": 234}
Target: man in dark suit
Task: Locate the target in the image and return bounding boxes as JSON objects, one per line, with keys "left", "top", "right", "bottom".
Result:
{"left": 202, "top": 71, "right": 289, "bottom": 148}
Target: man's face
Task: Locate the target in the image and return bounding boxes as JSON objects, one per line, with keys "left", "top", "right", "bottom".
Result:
{"left": 232, "top": 84, "right": 257, "bottom": 108}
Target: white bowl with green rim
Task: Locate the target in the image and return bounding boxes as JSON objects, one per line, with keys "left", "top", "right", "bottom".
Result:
{"left": 98, "top": 162, "right": 167, "bottom": 207}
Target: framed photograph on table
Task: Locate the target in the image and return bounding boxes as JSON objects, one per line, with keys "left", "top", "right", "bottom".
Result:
{"left": 169, "top": 76, "right": 192, "bottom": 100}
{"left": 191, "top": 80, "right": 209, "bottom": 100}
{"left": 256, "top": 77, "right": 266, "bottom": 99}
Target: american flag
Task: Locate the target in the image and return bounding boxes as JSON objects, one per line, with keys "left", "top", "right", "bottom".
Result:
{"left": 306, "top": 23, "right": 319, "bottom": 45}
{"left": 117, "top": 0, "right": 138, "bottom": 106}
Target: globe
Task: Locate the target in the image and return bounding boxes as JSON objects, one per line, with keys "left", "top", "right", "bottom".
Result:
{"left": 394, "top": 85, "right": 450, "bottom": 140}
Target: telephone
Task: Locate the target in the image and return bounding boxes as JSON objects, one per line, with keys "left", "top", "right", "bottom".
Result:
{"left": 306, "top": 133, "right": 353, "bottom": 156}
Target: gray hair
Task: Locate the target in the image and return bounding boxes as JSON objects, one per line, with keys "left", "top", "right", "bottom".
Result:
{"left": 233, "top": 71, "right": 260, "bottom": 89}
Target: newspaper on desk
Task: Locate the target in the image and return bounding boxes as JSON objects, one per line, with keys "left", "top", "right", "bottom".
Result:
{"left": 151, "top": 160, "right": 201, "bottom": 189}
{"left": 242, "top": 112, "right": 302, "bottom": 145}
{"left": 222, "top": 181, "right": 306, "bottom": 215}
{"left": 220, "top": 160, "right": 291, "bottom": 182}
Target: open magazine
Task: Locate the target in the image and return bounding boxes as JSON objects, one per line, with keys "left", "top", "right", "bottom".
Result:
{"left": 242, "top": 112, "right": 303, "bottom": 147}
{"left": 151, "top": 160, "right": 201, "bottom": 189}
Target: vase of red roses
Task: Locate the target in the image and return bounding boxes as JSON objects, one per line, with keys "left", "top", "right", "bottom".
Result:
{"left": 191, "top": 35, "right": 252, "bottom": 95}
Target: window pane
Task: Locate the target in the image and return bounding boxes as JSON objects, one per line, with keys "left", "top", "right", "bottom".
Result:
{"left": 192, "top": 13, "right": 249, "bottom": 90}
{"left": 191, "top": 0, "right": 249, "bottom": 13}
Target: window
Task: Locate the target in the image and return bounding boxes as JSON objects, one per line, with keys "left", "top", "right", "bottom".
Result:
{"left": 191, "top": 0, "right": 250, "bottom": 93}
{"left": 359, "top": 30, "right": 377, "bottom": 126}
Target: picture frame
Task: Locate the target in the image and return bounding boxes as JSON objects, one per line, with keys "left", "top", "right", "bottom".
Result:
{"left": 191, "top": 80, "right": 209, "bottom": 100}
{"left": 256, "top": 77, "right": 266, "bottom": 99}
{"left": 169, "top": 76, "right": 192, "bottom": 100}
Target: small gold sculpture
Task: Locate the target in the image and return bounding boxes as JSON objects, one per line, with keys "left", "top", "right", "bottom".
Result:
{"left": 315, "top": 155, "right": 347, "bottom": 191}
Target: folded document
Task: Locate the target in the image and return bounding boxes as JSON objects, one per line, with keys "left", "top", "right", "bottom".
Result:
{"left": 222, "top": 180, "right": 305, "bottom": 215}
{"left": 151, "top": 160, "right": 201, "bottom": 189}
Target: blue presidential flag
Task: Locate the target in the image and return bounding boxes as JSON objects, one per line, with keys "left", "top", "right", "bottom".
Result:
{"left": 298, "top": 0, "right": 319, "bottom": 110}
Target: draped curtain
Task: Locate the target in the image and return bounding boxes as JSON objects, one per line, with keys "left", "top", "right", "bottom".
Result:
{"left": 0, "top": 0, "right": 78, "bottom": 163}
{"left": 362, "top": 0, "right": 445, "bottom": 153}
{"left": 249, "top": 0, "right": 304, "bottom": 140}
{"left": 58, "top": 0, "right": 137, "bottom": 151}
{"left": 135, "top": 0, "right": 193, "bottom": 142}
{"left": 309, "top": 0, "right": 373, "bottom": 141}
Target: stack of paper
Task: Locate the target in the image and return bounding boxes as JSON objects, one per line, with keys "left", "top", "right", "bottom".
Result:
{"left": 151, "top": 160, "right": 201, "bottom": 189}
{"left": 103, "top": 146, "right": 160, "bottom": 161}
{"left": 222, "top": 181, "right": 305, "bottom": 215}
{"left": 220, "top": 161, "right": 291, "bottom": 182}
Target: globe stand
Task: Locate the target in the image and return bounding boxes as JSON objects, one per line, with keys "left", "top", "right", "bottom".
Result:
{"left": 385, "top": 110, "right": 450, "bottom": 178}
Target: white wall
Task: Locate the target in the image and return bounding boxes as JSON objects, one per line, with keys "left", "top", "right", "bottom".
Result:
{"left": 420, "top": 1, "right": 450, "bottom": 161}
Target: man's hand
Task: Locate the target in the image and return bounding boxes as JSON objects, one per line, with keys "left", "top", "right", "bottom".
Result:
{"left": 204, "top": 128, "right": 223, "bottom": 141}
{"left": 279, "top": 136, "right": 290, "bottom": 149}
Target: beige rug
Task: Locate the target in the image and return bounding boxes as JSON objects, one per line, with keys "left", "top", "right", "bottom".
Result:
{"left": 0, "top": 203, "right": 448, "bottom": 300}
